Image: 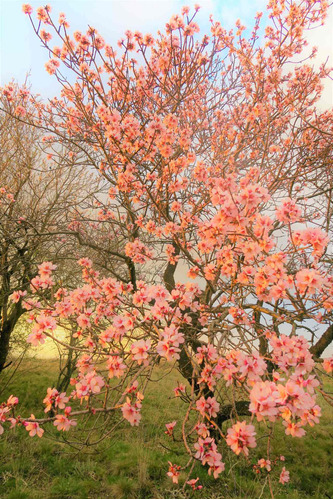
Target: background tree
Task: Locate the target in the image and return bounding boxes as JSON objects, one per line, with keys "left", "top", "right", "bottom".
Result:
{"left": 0, "top": 86, "right": 100, "bottom": 374}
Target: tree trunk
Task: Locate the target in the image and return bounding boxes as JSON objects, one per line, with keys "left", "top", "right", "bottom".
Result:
{"left": 0, "top": 323, "right": 14, "bottom": 373}
{"left": 0, "top": 303, "right": 23, "bottom": 374}
{"left": 310, "top": 325, "right": 333, "bottom": 359}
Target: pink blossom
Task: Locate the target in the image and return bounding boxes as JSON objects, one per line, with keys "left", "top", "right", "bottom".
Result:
{"left": 257, "top": 458, "right": 271, "bottom": 471}
{"left": 300, "top": 227, "right": 329, "bottom": 257}
{"left": 195, "top": 423, "right": 210, "bottom": 438}
{"left": 167, "top": 462, "right": 181, "bottom": 483}
{"left": 38, "top": 261, "right": 57, "bottom": 278}
{"left": 173, "top": 384, "right": 186, "bottom": 397}
{"left": 78, "top": 257, "right": 92, "bottom": 267}
{"left": 279, "top": 467, "right": 290, "bottom": 484}
{"left": 283, "top": 421, "right": 306, "bottom": 437}
{"left": 107, "top": 354, "right": 126, "bottom": 378}
{"left": 25, "top": 415, "right": 44, "bottom": 437}
{"left": 22, "top": 4, "right": 33, "bottom": 14}
{"left": 0, "top": 407, "right": 9, "bottom": 430}
{"left": 130, "top": 339, "right": 151, "bottom": 365}
{"left": 301, "top": 405, "right": 321, "bottom": 427}
{"left": 45, "top": 59, "right": 60, "bottom": 75}
{"left": 226, "top": 421, "right": 257, "bottom": 456}
{"left": 196, "top": 396, "right": 220, "bottom": 418}
{"left": 6, "top": 395, "right": 19, "bottom": 407}
{"left": 194, "top": 436, "right": 224, "bottom": 477}
{"left": 196, "top": 344, "right": 218, "bottom": 364}
{"left": 43, "top": 388, "right": 69, "bottom": 413}
{"left": 54, "top": 414, "right": 77, "bottom": 431}
{"left": 165, "top": 421, "right": 177, "bottom": 436}
{"left": 295, "top": 268, "right": 323, "bottom": 295}
{"left": 125, "top": 239, "right": 153, "bottom": 264}
{"left": 86, "top": 371, "right": 104, "bottom": 393}
{"left": 122, "top": 398, "right": 142, "bottom": 426}
{"left": 186, "top": 477, "right": 202, "bottom": 491}
{"left": 323, "top": 357, "right": 333, "bottom": 374}
{"left": 276, "top": 198, "right": 301, "bottom": 223}
{"left": 27, "top": 331, "right": 47, "bottom": 346}
{"left": 156, "top": 326, "right": 184, "bottom": 362}
{"left": 77, "top": 313, "right": 91, "bottom": 330}
{"left": 237, "top": 351, "right": 267, "bottom": 382}
{"left": 249, "top": 381, "right": 280, "bottom": 421}
{"left": 113, "top": 315, "right": 134, "bottom": 335}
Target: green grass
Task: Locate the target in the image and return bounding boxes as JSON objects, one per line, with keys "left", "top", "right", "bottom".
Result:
{"left": 0, "top": 360, "right": 332, "bottom": 498}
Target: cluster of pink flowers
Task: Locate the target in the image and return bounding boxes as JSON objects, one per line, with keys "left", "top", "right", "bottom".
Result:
{"left": 276, "top": 198, "right": 302, "bottom": 223}
{"left": 1, "top": 2, "right": 333, "bottom": 493}
{"left": 124, "top": 239, "right": 153, "bottom": 264}
{"left": 3, "top": 249, "right": 324, "bottom": 493}
{"left": 0, "top": 186, "right": 15, "bottom": 203}
{"left": 54, "top": 412, "right": 77, "bottom": 432}
{"left": 249, "top": 377, "right": 321, "bottom": 436}
{"left": 173, "top": 383, "right": 186, "bottom": 397}
{"left": 0, "top": 406, "right": 9, "bottom": 435}
{"left": 27, "top": 314, "right": 57, "bottom": 346}
{"left": 194, "top": 437, "right": 225, "bottom": 479}
{"left": 167, "top": 462, "right": 181, "bottom": 483}
{"left": 24, "top": 415, "right": 44, "bottom": 438}
{"left": 270, "top": 334, "right": 314, "bottom": 375}
{"left": 156, "top": 326, "right": 184, "bottom": 362}
{"left": 186, "top": 477, "right": 202, "bottom": 491}
{"left": 279, "top": 467, "right": 290, "bottom": 484}
{"left": 107, "top": 353, "right": 127, "bottom": 378}
{"left": 196, "top": 396, "right": 220, "bottom": 418}
{"left": 75, "top": 370, "right": 104, "bottom": 398}
{"left": 0, "top": 395, "right": 19, "bottom": 435}
{"left": 226, "top": 421, "right": 257, "bottom": 456}
{"left": 257, "top": 458, "right": 272, "bottom": 471}
{"left": 22, "top": 3, "right": 33, "bottom": 15}
{"left": 198, "top": 348, "right": 267, "bottom": 389}
{"left": 130, "top": 339, "right": 151, "bottom": 366}
{"left": 295, "top": 268, "right": 324, "bottom": 295}
{"left": 121, "top": 396, "right": 143, "bottom": 426}
{"left": 10, "top": 290, "right": 27, "bottom": 303}
{"left": 249, "top": 381, "right": 281, "bottom": 422}
{"left": 112, "top": 315, "right": 134, "bottom": 337}
{"left": 253, "top": 456, "right": 287, "bottom": 479}
{"left": 43, "top": 388, "right": 69, "bottom": 412}
{"left": 293, "top": 227, "right": 329, "bottom": 258}
{"left": 30, "top": 261, "right": 57, "bottom": 292}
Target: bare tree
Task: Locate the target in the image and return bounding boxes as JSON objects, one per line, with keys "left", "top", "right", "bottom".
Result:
{"left": 0, "top": 87, "right": 98, "bottom": 373}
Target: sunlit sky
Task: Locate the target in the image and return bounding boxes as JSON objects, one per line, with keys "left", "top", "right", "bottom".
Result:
{"left": 0, "top": 0, "right": 332, "bottom": 103}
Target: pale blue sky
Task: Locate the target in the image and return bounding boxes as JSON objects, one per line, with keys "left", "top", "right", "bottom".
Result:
{"left": 0, "top": 0, "right": 270, "bottom": 97}
{"left": 1, "top": 0, "right": 331, "bottom": 103}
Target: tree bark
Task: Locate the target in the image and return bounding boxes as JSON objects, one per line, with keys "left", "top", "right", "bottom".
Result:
{"left": 216, "top": 401, "right": 251, "bottom": 427}
{"left": 0, "top": 303, "right": 23, "bottom": 374}
{"left": 310, "top": 325, "right": 333, "bottom": 359}
{"left": 163, "top": 242, "right": 180, "bottom": 293}
{"left": 0, "top": 324, "right": 13, "bottom": 373}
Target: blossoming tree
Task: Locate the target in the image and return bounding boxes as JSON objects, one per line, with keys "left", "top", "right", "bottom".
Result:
{"left": 1, "top": 0, "right": 333, "bottom": 493}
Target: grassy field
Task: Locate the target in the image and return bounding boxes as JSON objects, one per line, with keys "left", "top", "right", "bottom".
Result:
{"left": 0, "top": 359, "right": 332, "bottom": 499}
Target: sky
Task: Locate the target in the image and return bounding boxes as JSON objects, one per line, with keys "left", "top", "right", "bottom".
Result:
{"left": 0, "top": 0, "right": 331, "bottom": 104}
{"left": 0, "top": 0, "right": 265, "bottom": 96}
